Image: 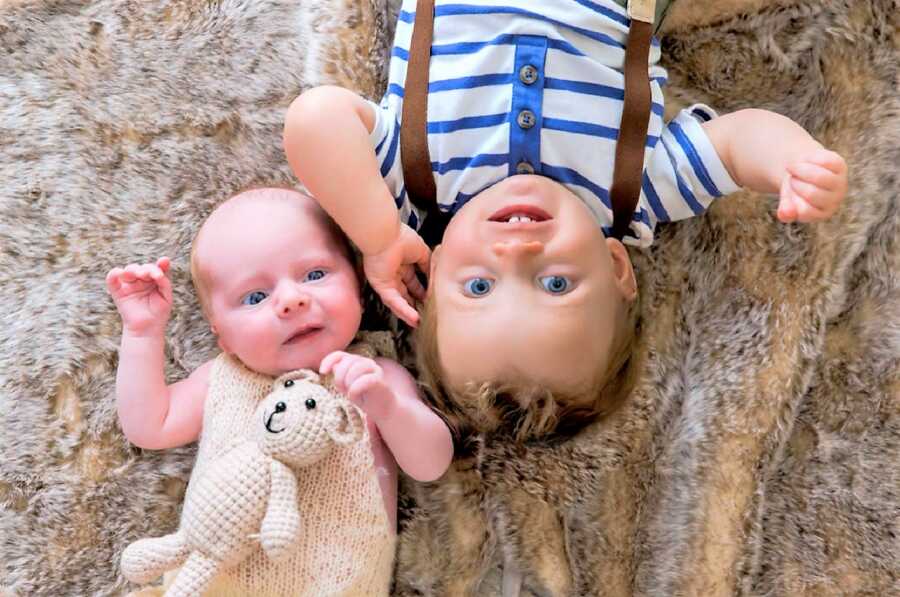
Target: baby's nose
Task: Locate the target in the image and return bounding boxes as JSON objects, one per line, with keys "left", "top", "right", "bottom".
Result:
{"left": 490, "top": 240, "right": 544, "bottom": 258}
{"left": 275, "top": 287, "right": 309, "bottom": 316}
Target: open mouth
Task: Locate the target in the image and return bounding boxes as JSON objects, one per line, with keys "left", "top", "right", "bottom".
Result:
{"left": 488, "top": 205, "right": 552, "bottom": 223}
{"left": 284, "top": 325, "right": 323, "bottom": 345}
{"left": 264, "top": 411, "right": 284, "bottom": 434}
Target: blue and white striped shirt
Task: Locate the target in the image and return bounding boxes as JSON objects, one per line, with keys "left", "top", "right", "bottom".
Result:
{"left": 368, "top": 0, "right": 740, "bottom": 246}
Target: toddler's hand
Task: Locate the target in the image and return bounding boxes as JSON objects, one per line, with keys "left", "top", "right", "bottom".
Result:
{"left": 106, "top": 257, "right": 173, "bottom": 336}
{"left": 363, "top": 223, "right": 429, "bottom": 327}
{"left": 777, "top": 149, "right": 848, "bottom": 223}
{"left": 320, "top": 352, "right": 396, "bottom": 422}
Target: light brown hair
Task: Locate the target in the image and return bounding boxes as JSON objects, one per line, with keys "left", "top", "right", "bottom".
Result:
{"left": 414, "top": 290, "right": 640, "bottom": 448}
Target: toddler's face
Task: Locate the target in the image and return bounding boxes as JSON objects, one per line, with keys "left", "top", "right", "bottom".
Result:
{"left": 198, "top": 197, "right": 361, "bottom": 376}
{"left": 431, "top": 175, "right": 635, "bottom": 393}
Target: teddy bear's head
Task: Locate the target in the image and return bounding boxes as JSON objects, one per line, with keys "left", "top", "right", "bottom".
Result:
{"left": 253, "top": 369, "right": 364, "bottom": 468}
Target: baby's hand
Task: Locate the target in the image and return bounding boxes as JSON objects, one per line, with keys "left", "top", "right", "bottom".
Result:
{"left": 105, "top": 257, "right": 173, "bottom": 336}
{"left": 777, "top": 149, "right": 848, "bottom": 223}
{"left": 320, "top": 352, "right": 396, "bottom": 422}
{"left": 363, "top": 223, "right": 429, "bottom": 327}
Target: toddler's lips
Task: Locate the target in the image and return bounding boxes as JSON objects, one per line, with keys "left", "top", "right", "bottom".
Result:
{"left": 488, "top": 204, "right": 552, "bottom": 223}
{"left": 284, "top": 326, "right": 323, "bottom": 345}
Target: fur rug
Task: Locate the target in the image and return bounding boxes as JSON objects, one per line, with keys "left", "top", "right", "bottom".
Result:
{"left": 0, "top": 0, "right": 897, "bottom": 595}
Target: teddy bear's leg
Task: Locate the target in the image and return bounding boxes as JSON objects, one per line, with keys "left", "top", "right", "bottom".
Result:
{"left": 164, "top": 552, "right": 220, "bottom": 597}
{"left": 120, "top": 531, "right": 190, "bottom": 585}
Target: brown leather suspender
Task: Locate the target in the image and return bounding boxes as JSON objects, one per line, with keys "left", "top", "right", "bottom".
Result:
{"left": 399, "top": 0, "right": 655, "bottom": 241}
{"left": 610, "top": 10, "right": 653, "bottom": 240}
{"left": 401, "top": 0, "right": 438, "bottom": 213}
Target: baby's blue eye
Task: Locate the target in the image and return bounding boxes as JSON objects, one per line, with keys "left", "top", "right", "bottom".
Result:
{"left": 539, "top": 276, "right": 571, "bottom": 294}
{"left": 242, "top": 290, "right": 268, "bottom": 306}
{"left": 463, "top": 277, "right": 493, "bottom": 297}
{"left": 305, "top": 269, "right": 326, "bottom": 282}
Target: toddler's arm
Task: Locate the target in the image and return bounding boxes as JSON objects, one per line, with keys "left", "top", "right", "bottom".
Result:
{"left": 702, "top": 109, "right": 848, "bottom": 222}
{"left": 284, "top": 86, "right": 428, "bottom": 326}
{"left": 106, "top": 258, "right": 210, "bottom": 450}
{"left": 321, "top": 352, "right": 454, "bottom": 482}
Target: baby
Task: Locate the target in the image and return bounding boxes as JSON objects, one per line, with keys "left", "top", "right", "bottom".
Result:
{"left": 283, "top": 1, "right": 848, "bottom": 437}
{"left": 106, "top": 187, "right": 453, "bottom": 594}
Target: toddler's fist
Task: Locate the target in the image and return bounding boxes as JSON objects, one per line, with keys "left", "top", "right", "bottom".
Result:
{"left": 778, "top": 149, "right": 848, "bottom": 223}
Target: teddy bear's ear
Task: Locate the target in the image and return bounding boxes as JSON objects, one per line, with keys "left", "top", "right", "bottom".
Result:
{"left": 272, "top": 369, "right": 320, "bottom": 390}
{"left": 328, "top": 400, "right": 364, "bottom": 445}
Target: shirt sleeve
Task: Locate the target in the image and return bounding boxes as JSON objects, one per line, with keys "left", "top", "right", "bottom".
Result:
{"left": 366, "top": 98, "right": 427, "bottom": 232}
{"left": 634, "top": 104, "right": 741, "bottom": 244}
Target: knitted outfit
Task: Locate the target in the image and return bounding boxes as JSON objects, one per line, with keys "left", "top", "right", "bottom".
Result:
{"left": 183, "top": 349, "right": 395, "bottom": 596}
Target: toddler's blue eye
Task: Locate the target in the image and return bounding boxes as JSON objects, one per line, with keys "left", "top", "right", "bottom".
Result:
{"left": 463, "top": 277, "right": 493, "bottom": 297}
{"left": 305, "top": 269, "right": 326, "bottom": 282}
{"left": 539, "top": 276, "right": 570, "bottom": 294}
{"left": 242, "top": 291, "right": 268, "bottom": 306}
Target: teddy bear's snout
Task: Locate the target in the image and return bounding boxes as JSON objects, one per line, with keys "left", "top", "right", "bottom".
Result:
{"left": 264, "top": 406, "right": 286, "bottom": 434}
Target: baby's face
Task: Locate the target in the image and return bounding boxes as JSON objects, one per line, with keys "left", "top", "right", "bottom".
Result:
{"left": 431, "top": 175, "right": 635, "bottom": 393}
{"left": 198, "top": 195, "right": 361, "bottom": 376}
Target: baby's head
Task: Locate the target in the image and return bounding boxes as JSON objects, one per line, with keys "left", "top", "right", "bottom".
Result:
{"left": 191, "top": 187, "right": 362, "bottom": 376}
{"left": 418, "top": 175, "right": 639, "bottom": 439}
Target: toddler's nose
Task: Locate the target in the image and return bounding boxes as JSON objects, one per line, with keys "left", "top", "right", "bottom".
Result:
{"left": 490, "top": 240, "right": 544, "bottom": 258}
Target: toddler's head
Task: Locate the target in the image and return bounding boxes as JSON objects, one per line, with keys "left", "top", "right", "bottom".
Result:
{"left": 418, "top": 175, "right": 639, "bottom": 439}
{"left": 191, "top": 187, "right": 362, "bottom": 376}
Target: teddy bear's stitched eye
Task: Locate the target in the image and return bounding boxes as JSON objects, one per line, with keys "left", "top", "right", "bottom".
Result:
{"left": 305, "top": 399, "right": 316, "bottom": 410}
{"left": 275, "top": 401, "right": 287, "bottom": 413}
{"left": 284, "top": 379, "right": 294, "bottom": 388}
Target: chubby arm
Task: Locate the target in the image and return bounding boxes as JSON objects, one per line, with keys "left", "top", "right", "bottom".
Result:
{"left": 321, "top": 352, "right": 454, "bottom": 482}
{"left": 115, "top": 343, "right": 211, "bottom": 450}
{"left": 107, "top": 257, "right": 210, "bottom": 450}
{"left": 283, "top": 86, "right": 428, "bottom": 326}
{"left": 284, "top": 85, "right": 399, "bottom": 256}
{"left": 702, "top": 108, "right": 848, "bottom": 222}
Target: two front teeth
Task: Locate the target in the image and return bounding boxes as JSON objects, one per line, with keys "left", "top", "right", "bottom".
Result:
{"left": 503, "top": 214, "right": 535, "bottom": 223}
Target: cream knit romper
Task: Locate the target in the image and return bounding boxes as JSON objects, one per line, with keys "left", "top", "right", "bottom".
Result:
{"left": 183, "top": 347, "right": 396, "bottom": 596}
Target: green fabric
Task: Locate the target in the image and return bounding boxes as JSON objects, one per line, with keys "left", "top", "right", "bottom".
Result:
{"left": 610, "top": 0, "right": 673, "bottom": 32}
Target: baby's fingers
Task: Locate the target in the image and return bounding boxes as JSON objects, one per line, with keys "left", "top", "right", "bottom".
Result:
{"left": 787, "top": 162, "right": 842, "bottom": 192}
{"left": 320, "top": 351, "right": 350, "bottom": 375}
{"left": 789, "top": 178, "right": 838, "bottom": 216}
{"left": 790, "top": 193, "right": 829, "bottom": 223}
{"left": 808, "top": 149, "right": 847, "bottom": 175}
{"left": 379, "top": 286, "right": 420, "bottom": 327}
{"left": 106, "top": 268, "right": 125, "bottom": 294}
{"left": 777, "top": 174, "right": 798, "bottom": 223}
{"left": 401, "top": 266, "right": 427, "bottom": 301}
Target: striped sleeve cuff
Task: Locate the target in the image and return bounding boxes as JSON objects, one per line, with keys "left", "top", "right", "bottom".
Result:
{"left": 672, "top": 104, "right": 742, "bottom": 198}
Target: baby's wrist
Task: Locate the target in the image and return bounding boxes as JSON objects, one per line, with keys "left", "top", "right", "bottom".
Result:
{"left": 361, "top": 219, "right": 402, "bottom": 258}
{"left": 122, "top": 324, "right": 167, "bottom": 342}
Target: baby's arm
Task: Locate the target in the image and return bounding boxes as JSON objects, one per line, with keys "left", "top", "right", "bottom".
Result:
{"left": 284, "top": 86, "right": 428, "bottom": 326}
{"left": 321, "top": 352, "right": 454, "bottom": 482}
{"left": 106, "top": 258, "right": 210, "bottom": 450}
{"left": 702, "top": 109, "right": 848, "bottom": 222}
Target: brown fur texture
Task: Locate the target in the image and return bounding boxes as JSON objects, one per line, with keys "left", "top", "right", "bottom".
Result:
{"left": 0, "top": 0, "right": 897, "bottom": 596}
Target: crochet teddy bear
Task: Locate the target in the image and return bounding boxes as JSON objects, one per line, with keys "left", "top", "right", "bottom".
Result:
{"left": 119, "top": 369, "right": 364, "bottom": 597}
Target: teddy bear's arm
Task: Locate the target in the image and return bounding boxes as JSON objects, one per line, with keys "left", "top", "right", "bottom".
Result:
{"left": 259, "top": 459, "right": 302, "bottom": 561}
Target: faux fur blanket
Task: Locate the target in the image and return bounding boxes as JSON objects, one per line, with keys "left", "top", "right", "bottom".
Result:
{"left": 0, "top": 1, "right": 896, "bottom": 595}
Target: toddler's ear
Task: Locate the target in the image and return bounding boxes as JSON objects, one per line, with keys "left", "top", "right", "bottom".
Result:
{"left": 426, "top": 245, "right": 442, "bottom": 297}
{"left": 605, "top": 238, "right": 637, "bottom": 301}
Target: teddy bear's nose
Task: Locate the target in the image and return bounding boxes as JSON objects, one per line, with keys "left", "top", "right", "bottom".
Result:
{"left": 275, "top": 401, "right": 287, "bottom": 413}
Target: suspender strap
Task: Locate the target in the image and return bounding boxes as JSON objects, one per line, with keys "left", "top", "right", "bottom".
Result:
{"left": 609, "top": 4, "right": 654, "bottom": 240}
{"left": 399, "top": 0, "right": 655, "bottom": 242}
{"left": 401, "top": 0, "right": 437, "bottom": 211}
